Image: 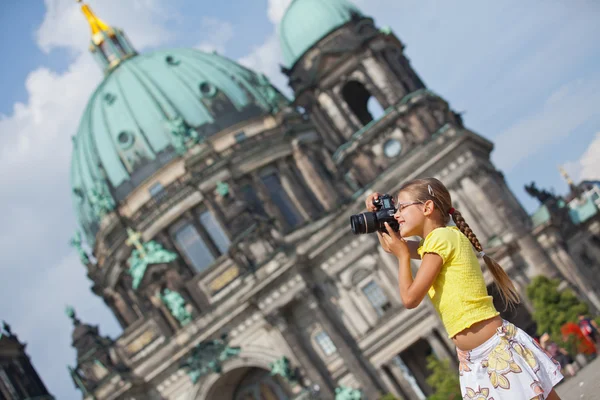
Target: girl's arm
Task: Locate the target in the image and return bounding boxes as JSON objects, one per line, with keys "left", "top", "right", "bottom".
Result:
{"left": 381, "top": 222, "right": 442, "bottom": 309}
{"left": 397, "top": 252, "right": 443, "bottom": 309}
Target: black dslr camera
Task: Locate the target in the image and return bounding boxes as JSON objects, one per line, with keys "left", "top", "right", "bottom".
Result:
{"left": 350, "top": 194, "right": 399, "bottom": 234}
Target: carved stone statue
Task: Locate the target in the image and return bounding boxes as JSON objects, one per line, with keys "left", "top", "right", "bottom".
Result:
{"left": 524, "top": 182, "right": 555, "bottom": 204}
{"left": 269, "top": 356, "right": 299, "bottom": 385}
{"left": 1, "top": 321, "right": 12, "bottom": 338}
{"left": 215, "top": 181, "right": 230, "bottom": 198}
{"left": 256, "top": 73, "right": 283, "bottom": 112}
{"left": 158, "top": 289, "right": 192, "bottom": 326}
{"left": 165, "top": 116, "right": 201, "bottom": 155}
{"left": 126, "top": 229, "right": 178, "bottom": 289}
{"left": 181, "top": 333, "right": 241, "bottom": 383}
{"left": 69, "top": 366, "right": 90, "bottom": 396}
{"left": 65, "top": 305, "right": 77, "bottom": 322}
{"left": 335, "top": 386, "right": 363, "bottom": 400}
{"left": 70, "top": 231, "right": 90, "bottom": 265}
{"left": 88, "top": 181, "right": 115, "bottom": 219}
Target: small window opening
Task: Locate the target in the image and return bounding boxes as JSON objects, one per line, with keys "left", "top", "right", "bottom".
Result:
{"left": 341, "top": 80, "right": 384, "bottom": 126}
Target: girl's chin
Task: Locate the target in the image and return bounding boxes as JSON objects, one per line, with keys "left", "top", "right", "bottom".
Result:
{"left": 400, "top": 226, "right": 415, "bottom": 237}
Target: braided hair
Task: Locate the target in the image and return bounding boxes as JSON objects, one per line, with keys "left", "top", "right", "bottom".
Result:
{"left": 398, "top": 178, "right": 520, "bottom": 308}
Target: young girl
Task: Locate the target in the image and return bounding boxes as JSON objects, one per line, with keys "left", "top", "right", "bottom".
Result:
{"left": 366, "top": 177, "right": 563, "bottom": 400}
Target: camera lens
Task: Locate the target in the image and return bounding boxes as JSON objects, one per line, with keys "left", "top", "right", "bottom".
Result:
{"left": 350, "top": 212, "right": 377, "bottom": 234}
{"left": 350, "top": 215, "right": 365, "bottom": 234}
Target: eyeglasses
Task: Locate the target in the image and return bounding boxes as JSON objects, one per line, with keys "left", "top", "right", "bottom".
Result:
{"left": 396, "top": 201, "right": 423, "bottom": 212}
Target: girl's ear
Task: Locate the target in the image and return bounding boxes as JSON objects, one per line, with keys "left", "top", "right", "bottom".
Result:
{"left": 423, "top": 199, "right": 435, "bottom": 216}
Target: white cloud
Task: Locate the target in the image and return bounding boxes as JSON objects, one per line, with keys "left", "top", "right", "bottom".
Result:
{"left": 36, "top": 0, "right": 176, "bottom": 53}
{"left": 564, "top": 132, "right": 600, "bottom": 183}
{"left": 238, "top": 34, "right": 290, "bottom": 95}
{"left": 195, "top": 17, "right": 234, "bottom": 54}
{"left": 237, "top": 0, "right": 296, "bottom": 96}
{"left": 0, "top": 55, "right": 100, "bottom": 183}
{"left": 491, "top": 79, "right": 600, "bottom": 172}
{"left": 267, "top": 0, "right": 293, "bottom": 25}
{"left": 578, "top": 134, "right": 600, "bottom": 181}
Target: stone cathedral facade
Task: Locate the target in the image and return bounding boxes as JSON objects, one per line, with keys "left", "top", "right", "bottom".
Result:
{"left": 65, "top": 1, "right": 600, "bottom": 399}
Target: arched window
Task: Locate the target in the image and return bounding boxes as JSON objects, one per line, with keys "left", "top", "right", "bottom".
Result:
{"left": 314, "top": 330, "right": 337, "bottom": 356}
{"left": 341, "top": 80, "right": 384, "bottom": 126}
{"left": 260, "top": 173, "right": 303, "bottom": 229}
{"left": 170, "top": 209, "right": 230, "bottom": 273}
{"left": 233, "top": 369, "right": 289, "bottom": 400}
{"left": 361, "top": 280, "right": 391, "bottom": 317}
{"left": 172, "top": 223, "right": 215, "bottom": 272}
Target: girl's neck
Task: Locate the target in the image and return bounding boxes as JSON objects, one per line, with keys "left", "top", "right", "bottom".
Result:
{"left": 421, "top": 219, "right": 445, "bottom": 239}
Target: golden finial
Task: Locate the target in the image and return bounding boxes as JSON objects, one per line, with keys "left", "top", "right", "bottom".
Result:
{"left": 77, "top": 0, "right": 113, "bottom": 41}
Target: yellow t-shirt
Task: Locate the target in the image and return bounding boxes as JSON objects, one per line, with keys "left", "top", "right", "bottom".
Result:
{"left": 417, "top": 226, "right": 499, "bottom": 338}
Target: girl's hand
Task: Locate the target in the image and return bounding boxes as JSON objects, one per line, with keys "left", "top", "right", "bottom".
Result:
{"left": 376, "top": 232, "right": 392, "bottom": 253}
{"left": 382, "top": 222, "right": 409, "bottom": 259}
{"left": 365, "top": 192, "right": 382, "bottom": 212}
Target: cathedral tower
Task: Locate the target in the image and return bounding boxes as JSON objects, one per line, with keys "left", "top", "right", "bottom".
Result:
{"left": 279, "top": 0, "right": 558, "bottom": 280}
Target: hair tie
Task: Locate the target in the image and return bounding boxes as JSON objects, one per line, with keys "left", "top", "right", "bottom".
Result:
{"left": 478, "top": 251, "right": 486, "bottom": 258}
{"left": 448, "top": 207, "right": 455, "bottom": 215}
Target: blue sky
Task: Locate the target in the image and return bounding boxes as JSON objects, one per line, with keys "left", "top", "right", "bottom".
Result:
{"left": 0, "top": 0, "right": 599, "bottom": 399}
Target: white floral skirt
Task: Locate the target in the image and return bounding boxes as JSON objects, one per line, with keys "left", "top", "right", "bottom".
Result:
{"left": 458, "top": 320, "right": 563, "bottom": 399}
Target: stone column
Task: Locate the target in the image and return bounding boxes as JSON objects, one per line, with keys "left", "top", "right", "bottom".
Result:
{"left": 317, "top": 91, "right": 354, "bottom": 139}
{"left": 106, "top": 289, "right": 138, "bottom": 326}
{"left": 362, "top": 56, "right": 402, "bottom": 106}
{"left": 377, "top": 365, "right": 405, "bottom": 399}
{"left": 538, "top": 230, "right": 600, "bottom": 311}
{"left": 461, "top": 175, "right": 558, "bottom": 277}
{"left": 336, "top": 288, "right": 370, "bottom": 336}
{"left": 311, "top": 105, "right": 345, "bottom": 150}
{"left": 407, "top": 113, "right": 429, "bottom": 142}
{"left": 292, "top": 141, "right": 341, "bottom": 211}
{"left": 306, "top": 295, "right": 385, "bottom": 398}
{"left": 347, "top": 285, "right": 379, "bottom": 328}
{"left": 449, "top": 187, "right": 491, "bottom": 240}
{"left": 266, "top": 311, "right": 335, "bottom": 398}
{"left": 251, "top": 172, "right": 287, "bottom": 230}
{"left": 277, "top": 160, "right": 313, "bottom": 220}
{"left": 460, "top": 175, "right": 507, "bottom": 237}
{"left": 198, "top": 189, "right": 230, "bottom": 239}
{"left": 350, "top": 152, "right": 379, "bottom": 185}
{"left": 380, "top": 50, "right": 411, "bottom": 96}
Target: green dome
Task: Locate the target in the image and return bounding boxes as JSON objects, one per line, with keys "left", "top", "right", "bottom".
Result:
{"left": 71, "top": 49, "right": 288, "bottom": 245}
{"left": 279, "top": 0, "right": 362, "bottom": 68}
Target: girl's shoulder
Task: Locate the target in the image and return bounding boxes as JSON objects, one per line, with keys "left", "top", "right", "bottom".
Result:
{"left": 417, "top": 226, "right": 462, "bottom": 263}
{"left": 423, "top": 226, "right": 461, "bottom": 242}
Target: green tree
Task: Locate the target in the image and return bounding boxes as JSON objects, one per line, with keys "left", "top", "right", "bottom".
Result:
{"left": 425, "top": 355, "right": 461, "bottom": 400}
{"left": 526, "top": 276, "right": 589, "bottom": 339}
{"left": 378, "top": 394, "right": 400, "bottom": 400}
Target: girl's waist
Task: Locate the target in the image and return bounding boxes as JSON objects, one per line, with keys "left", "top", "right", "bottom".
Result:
{"left": 452, "top": 315, "right": 504, "bottom": 352}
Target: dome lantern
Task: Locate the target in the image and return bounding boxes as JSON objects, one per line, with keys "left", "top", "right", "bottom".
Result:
{"left": 77, "top": 0, "right": 137, "bottom": 73}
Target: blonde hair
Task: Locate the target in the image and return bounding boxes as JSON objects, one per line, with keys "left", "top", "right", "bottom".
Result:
{"left": 398, "top": 177, "right": 520, "bottom": 308}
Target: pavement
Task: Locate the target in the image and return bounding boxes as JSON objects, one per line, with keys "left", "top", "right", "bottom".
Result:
{"left": 555, "top": 356, "right": 600, "bottom": 400}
